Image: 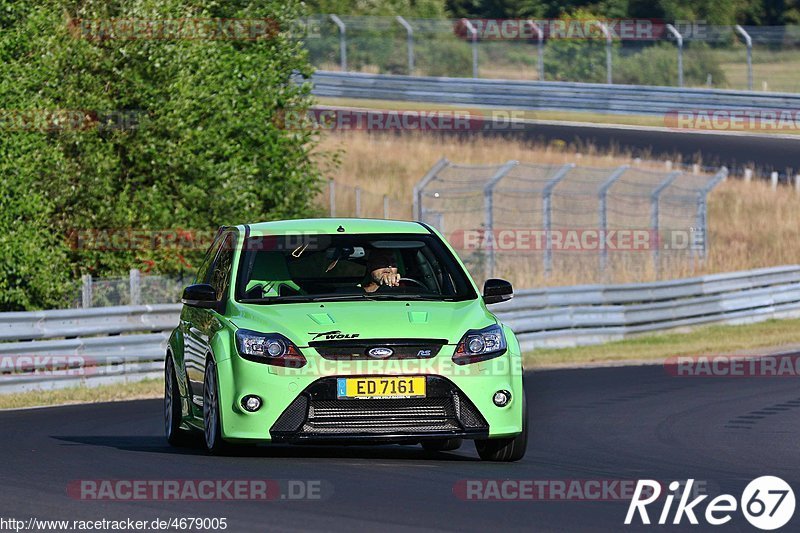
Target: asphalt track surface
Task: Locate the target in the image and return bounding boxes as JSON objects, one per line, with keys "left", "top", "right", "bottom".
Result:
{"left": 2, "top": 363, "right": 799, "bottom": 532}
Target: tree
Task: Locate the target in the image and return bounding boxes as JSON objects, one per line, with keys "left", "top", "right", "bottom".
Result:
{"left": 0, "top": 0, "right": 324, "bottom": 310}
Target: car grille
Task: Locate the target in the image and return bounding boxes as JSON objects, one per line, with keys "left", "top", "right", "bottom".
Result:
{"left": 309, "top": 338, "right": 447, "bottom": 360}
{"left": 270, "top": 376, "right": 488, "bottom": 440}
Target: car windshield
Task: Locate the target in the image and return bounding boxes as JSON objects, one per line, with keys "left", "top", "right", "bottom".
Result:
{"left": 235, "top": 233, "right": 476, "bottom": 303}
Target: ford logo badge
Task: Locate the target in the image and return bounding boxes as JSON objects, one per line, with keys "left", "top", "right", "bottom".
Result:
{"left": 367, "top": 347, "right": 393, "bottom": 359}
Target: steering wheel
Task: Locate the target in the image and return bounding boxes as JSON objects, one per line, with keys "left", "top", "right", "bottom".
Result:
{"left": 398, "top": 277, "right": 428, "bottom": 289}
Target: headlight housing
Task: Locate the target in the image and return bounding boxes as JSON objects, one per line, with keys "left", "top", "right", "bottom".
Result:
{"left": 452, "top": 324, "right": 507, "bottom": 365}
{"left": 235, "top": 329, "right": 306, "bottom": 368}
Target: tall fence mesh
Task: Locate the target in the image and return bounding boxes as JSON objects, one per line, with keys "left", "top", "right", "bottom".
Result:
{"left": 416, "top": 159, "right": 726, "bottom": 288}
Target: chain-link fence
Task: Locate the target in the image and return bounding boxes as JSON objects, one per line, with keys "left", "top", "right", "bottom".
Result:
{"left": 304, "top": 16, "right": 800, "bottom": 92}
{"left": 415, "top": 158, "right": 727, "bottom": 288}
{"left": 75, "top": 270, "right": 191, "bottom": 308}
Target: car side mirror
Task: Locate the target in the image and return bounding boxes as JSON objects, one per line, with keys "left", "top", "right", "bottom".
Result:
{"left": 181, "top": 284, "right": 219, "bottom": 309}
{"left": 483, "top": 278, "right": 513, "bottom": 305}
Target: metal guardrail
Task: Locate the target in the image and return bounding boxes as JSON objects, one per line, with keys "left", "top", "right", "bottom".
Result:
{"left": 310, "top": 70, "right": 800, "bottom": 116}
{"left": 2, "top": 266, "right": 799, "bottom": 392}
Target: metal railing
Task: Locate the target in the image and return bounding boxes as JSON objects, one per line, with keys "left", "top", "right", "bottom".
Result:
{"left": 1, "top": 266, "right": 798, "bottom": 392}
{"left": 310, "top": 70, "right": 800, "bottom": 116}
{"left": 303, "top": 17, "right": 800, "bottom": 92}
{"left": 415, "top": 158, "right": 727, "bottom": 285}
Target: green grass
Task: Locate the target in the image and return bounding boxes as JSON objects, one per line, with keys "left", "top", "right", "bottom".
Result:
{"left": 524, "top": 317, "right": 800, "bottom": 368}
{"left": 0, "top": 378, "right": 162, "bottom": 410}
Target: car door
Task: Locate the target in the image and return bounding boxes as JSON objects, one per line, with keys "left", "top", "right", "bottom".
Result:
{"left": 182, "top": 230, "right": 236, "bottom": 408}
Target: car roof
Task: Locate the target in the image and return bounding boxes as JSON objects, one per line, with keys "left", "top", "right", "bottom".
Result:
{"left": 241, "top": 218, "right": 431, "bottom": 236}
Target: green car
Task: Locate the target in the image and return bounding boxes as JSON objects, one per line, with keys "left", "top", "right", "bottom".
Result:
{"left": 165, "top": 218, "right": 527, "bottom": 461}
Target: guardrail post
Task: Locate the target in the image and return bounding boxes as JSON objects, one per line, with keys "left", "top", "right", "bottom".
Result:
{"left": 735, "top": 25, "right": 753, "bottom": 90}
{"left": 413, "top": 157, "right": 449, "bottom": 221}
{"left": 771, "top": 171, "right": 779, "bottom": 190}
{"left": 460, "top": 19, "right": 478, "bottom": 78}
{"left": 81, "top": 274, "right": 93, "bottom": 308}
{"left": 330, "top": 15, "right": 347, "bottom": 71}
{"left": 542, "top": 163, "right": 576, "bottom": 276}
{"left": 525, "top": 20, "right": 544, "bottom": 81}
{"left": 694, "top": 167, "right": 728, "bottom": 261}
{"left": 795, "top": 174, "right": 800, "bottom": 194}
{"left": 744, "top": 168, "right": 753, "bottom": 183}
{"left": 650, "top": 170, "right": 681, "bottom": 275}
{"left": 598, "top": 165, "right": 629, "bottom": 272}
{"left": 665, "top": 24, "right": 683, "bottom": 87}
{"left": 329, "top": 178, "right": 336, "bottom": 216}
{"left": 595, "top": 22, "right": 612, "bottom": 84}
{"left": 484, "top": 161, "right": 519, "bottom": 279}
{"left": 396, "top": 16, "right": 414, "bottom": 74}
{"left": 129, "top": 269, "right": 141, "bottom": 305}
{"left": 355, "top": 187, "right": 362, "bottom": 217}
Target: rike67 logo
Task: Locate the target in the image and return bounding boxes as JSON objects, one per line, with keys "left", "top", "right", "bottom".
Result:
{"left": 625, "top": 477, "right": 795, "bottom": 530}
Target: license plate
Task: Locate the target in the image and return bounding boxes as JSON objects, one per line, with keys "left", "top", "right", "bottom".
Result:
{"left": 337, "top": 377, "right": 426, "bottom": 399}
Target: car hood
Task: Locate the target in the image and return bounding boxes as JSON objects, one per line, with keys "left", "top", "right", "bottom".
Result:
{"left": 229, "top": 299, "right": 495, "bottom": 346}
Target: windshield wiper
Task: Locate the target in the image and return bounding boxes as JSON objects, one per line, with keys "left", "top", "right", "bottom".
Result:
{"left": 240, "top": 294, "right": 374, "bottom": 304}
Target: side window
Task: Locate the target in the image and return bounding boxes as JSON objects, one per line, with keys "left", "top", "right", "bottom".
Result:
{"left": 195, "top": 233, "right": 224, "bottom": 284}
{"left": 209, "top": 233, "right": 236, "bottom": 301}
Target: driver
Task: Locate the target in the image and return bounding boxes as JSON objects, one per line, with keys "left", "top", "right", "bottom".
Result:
{"left": 362, "top": 249, "right": 400, "bottom": 293}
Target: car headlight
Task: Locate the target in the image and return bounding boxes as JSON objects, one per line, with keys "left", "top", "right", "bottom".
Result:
{"left": 452, "top": 324, "right": 507, "bottom": 365}
{"left": 235, "top": 329, "right": 306, "bottom": 368}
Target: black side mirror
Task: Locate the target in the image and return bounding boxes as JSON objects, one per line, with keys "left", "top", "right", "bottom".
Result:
{"left": 182, "top": 284, "right": 219, "bottom": 309}
{"left": 483, "top": 278, "right": 513, "bottom": 305}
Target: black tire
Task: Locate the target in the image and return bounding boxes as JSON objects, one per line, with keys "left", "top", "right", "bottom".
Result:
{"left": 203, "top": 359, "right": 229, "bottom": 455}
{"left": 164, "top": 356, "right": 193, "bottom": 446}
{"left": 422, "top": 438, "right": 463, "bottom": 452}
{"left": 475, "top": 394, "right": 528, "bottom": 462}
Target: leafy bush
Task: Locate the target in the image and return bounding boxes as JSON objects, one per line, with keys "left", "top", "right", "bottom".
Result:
{"left": 615, "top": 42, "right": 727, "bottom": 87}
{"left": 0, "top": 0, "right": 324, "bottom": 310}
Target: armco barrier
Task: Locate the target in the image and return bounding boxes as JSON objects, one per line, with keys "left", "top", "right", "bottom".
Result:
{"left": 310, "top": 70, "right": 800, "bottom": 116}
{"left": 2, "top": 266, "right": 799, "bottom": 393}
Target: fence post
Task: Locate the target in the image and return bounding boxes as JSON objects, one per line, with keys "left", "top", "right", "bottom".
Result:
{"left": 81, "top": 274, "right": 93, "bottom": 308}
{"left": 744, "top": 168, "right": 753, "bottom": 183}
{"left": 483, "top": 161, "right": 519, "bottom": 280}
{"left": 525, "top": 20, "right": 544, "bottom": 81}
{"left": 595, "top": 22, "right": 612, "bottom": 84}
{"left": 396, "top": 16, "right": 414, "bottom": 74}
{"left": 129, "top": 268, "right": 141, "bottom": 305}
{"left": 795, "top": 174, "right": 800, "bottom": 194}
{"left": 695, "top": 167, "right": 728, "bottom": 261}
{"left": 329, "top": 178, "right": 336, "bottom": 216}
{"left": 665, "top": 24, "right": 683, "bottom": 87}
{"left": 598, "top": 165, "right": 629, "bottom": 272}
{"left": 413, "top": 157, "right": 449, "bottom": 221}
{"left": 355, "top": 187, "right": 362, "bottom": 217}
{"left": 460, "top": 19, "right": 478, "bottom": 78}
{"left": 771, "top": 171, "right": 779, "bottom": 190}
{"left": 330, "top": 15, "right": 347, "bottom": 71}
{"left": 735, "top": 25, "right": 753, "bottom": 90}
{"left": 650, "top": 170, "right": 681, "bottom": 275}
{"left": 383, "top": 195, "right": 389, "bottom": 219}
{"left": 542, "top": 163, "right": 576, "bottom": 276}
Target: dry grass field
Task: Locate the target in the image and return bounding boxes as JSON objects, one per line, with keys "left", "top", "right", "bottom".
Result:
{"left": 315, "top": 131, "right": 800, "bottom": 286}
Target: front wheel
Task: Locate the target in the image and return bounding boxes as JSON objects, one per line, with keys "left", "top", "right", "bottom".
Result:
{"left": 475, "top": 394, "right": 528, "bottom": 462}
{"left": 203, "top": 359, "right": 229, "bottom": 455}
